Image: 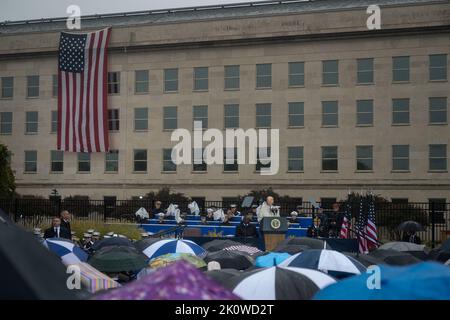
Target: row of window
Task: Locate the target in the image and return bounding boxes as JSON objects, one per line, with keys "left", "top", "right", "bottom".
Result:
{"left": 0, "top": 54, "right": 447, "bottom": 98}
{"left": 0, "top": 97, "right": 447, "bottom": 135}
{"left": 16, "top": 144, "right": 448, "bottom": 174}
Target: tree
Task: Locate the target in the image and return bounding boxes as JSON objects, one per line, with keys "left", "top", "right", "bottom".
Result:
{"left": 143, "top": 187, "right": 191, "bottom": 205}
{"left": 0, "top": 144, "right": 15, "bottom": 198}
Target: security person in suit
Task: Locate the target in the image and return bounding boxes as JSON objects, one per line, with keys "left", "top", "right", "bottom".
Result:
{"left": 60, "top": 210, "right": 72, "bottom": 235}
{"left": 44, "top": 217, "right": 71, "bottom": 239}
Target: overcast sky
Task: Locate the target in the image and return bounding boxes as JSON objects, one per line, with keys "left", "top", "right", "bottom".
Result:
{"left": 1, "top": 0, "right": 268, "bottom": 22}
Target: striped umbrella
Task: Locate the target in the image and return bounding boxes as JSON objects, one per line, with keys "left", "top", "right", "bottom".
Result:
{"left": 75, "top": 262, "right": 120, "bottom": 293}
{"left": 43, "top": 238, "right": 88, "bottom": 265}
{"left": 141, "top": 239, "right": 207, "bottom": 260}
{"left": 279, "top": 249, "right": 366, "bottom": 279}
{"left": 228, "top": 266, "right": 335, "bottom": 300}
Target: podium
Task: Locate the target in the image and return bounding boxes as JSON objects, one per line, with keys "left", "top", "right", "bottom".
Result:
{"left": 260, "top": 217, "right": 288, "bottom": 251}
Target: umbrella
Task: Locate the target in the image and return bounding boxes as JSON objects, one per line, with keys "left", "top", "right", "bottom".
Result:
{"left": 427, "top": 248, "right": 450, "bottom": 263}
{"left": 204, "top": 269, "right": 243, "bottom": 286}
{"left": 93, "top": 260, "right": 239, "bottom": 300}
{"left": 149, "top": 253, "right": 206, "bottom": 269}
{"left": 202, "top": 239, "right": 242, "bottom": 252}
{"left": 369, "top": 249, "right": 421, "bottom": 266}
{"left": 281, "top": 237, "right": 331, "bottom": 250}
{"left": 43, "top": 238, "right": 88, "bottom": 265}
{"left": 279, "top": 249, "right": 366, "bottom": 279}
{"left": 88, "top": 246, "right": 148, "bottom": 273}
{"left": 133, "top": 237, "right": 162, "bottom": 252}
{"left": 205, "top": 250, "right": 254, "bottom": 270}
{"left": 0, "top": 219, "right": 83, "bottom": 299}
{"left": 398, "top": 220, "right": 425, "bottom": 232}
{"left": 91, "top": 237, "right": 134, "bottom": 251}
{"left": 315, "top": 262, "right": 450, "bottom": 300}
{"left": 141, "top": 239, "right": 207, "bottom": 260}
{"left": 344, "top": 252, "right": 384, "bottom": 267}
{"left": 440, "top": 238, "right": 450, "bottom": 253}
{"left": 274, "top": 243, "right": 310, "bottom": 255}
{"left": 223, "top": 244, "right": 263, "bottom": 257}
{"left": 378, "top": 241, "right": 428, "bottom": 260}
{"left": 75, "top": 262, "right": 121, "bottom": 293}
{"left": 227, "top": 266, "right": 334, "bottom": 300}
{"left": 255, "top": 252, "right": 291, "bottom": 267}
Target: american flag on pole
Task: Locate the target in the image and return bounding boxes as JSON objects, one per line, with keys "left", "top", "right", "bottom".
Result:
{"left": 365, "top": 194, "right": 379, "bottom": 250}
{"left": 57, "top": 28, "right": 111, "bottom": 152}
{"left": 357, "top": 196, "right": 369, "bottom": 254}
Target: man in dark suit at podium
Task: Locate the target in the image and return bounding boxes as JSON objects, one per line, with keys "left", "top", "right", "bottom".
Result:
{"left": 44, "top": 217, "right": 71, "bottom": 239}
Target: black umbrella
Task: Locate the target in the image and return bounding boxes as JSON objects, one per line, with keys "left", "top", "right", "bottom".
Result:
{"left": 280, "top": 237, "right": 331, "bottom": 250}
{"left": 398, "top": 221, "right": 425, "bottom": 232}
{"left": 205, "top": 250, "right": 254, "bottom": 270}
{"left": 202, "top": 239, "right": 242, "bottom": 252}
{"left": 274, "top": 244, "right": 310, "bottom": 255}
{"left": 438, "top": 238, "right": 450, "bottom": 253}
{"left": 133, "top": 237, "right": 161, "bottom": 252}
{"left": 0, "top": 219, "right": 83, "bottom": 299}
{"left": 91, "top": 237, "right": 134, "bottom": 251}
{"left": 205, "top": 269, "right": 243, "bottom": 286}
{"left": 369, "top": 249, "right": 421, "bottom": 266}
{"left": 227, "top": 267, "right": 322, "bottom": 300}
{"left": 88, "top": 246, "right": 148, "bottom": 273}
{"left": 344, "top": 252, "right": 384, "bottom": 267}
{"left": 427, "top": 248, "right": 450, "bottom": 263}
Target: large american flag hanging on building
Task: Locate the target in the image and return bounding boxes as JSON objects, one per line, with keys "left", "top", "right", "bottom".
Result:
{"left": 57, "top": 28, "right": 111, "bottom": 152}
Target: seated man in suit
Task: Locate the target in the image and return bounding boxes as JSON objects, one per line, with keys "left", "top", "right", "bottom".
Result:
{"left": 44, "top": 217, "right": 71, "bottom": 239}
{"left": 235, "top": 213, "right": 258, "bottom": 238}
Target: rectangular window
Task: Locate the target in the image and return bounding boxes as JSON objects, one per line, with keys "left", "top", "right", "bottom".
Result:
{"left": 163, "top": 106, "right": 178, "bottom": 130}
{"left": 356, "top": 145, "right": 373, "bottom": 171}
{"left": 108, "top": 109, "right": 120, "bottom": 131}
{"left": 193, "top": 105, "right": 208, "bottom": 129}
{"left": 357, "top": 58, "right": 374, "bottom": 84}
{"left": 392, "top": 98, "right": 410, "bottom": 125}
{"left": 134, "top": 108, "right": 148, "bottom": 131}
{"left": 51, "top": 110, "right": 58, "bottom": 133}
{"left": 322, "top": 60, "right": 338, "bottom": 85}
{"left": 224, "top": 148, "right": 238, "bottom": 172}
{"left": 288, "top": 146, "right": 304, "bottom": 171}
{"left": 164, "top": 68, "right": 178, "bottom": 92}
{"left": 163, "top": 149, "right": 176, "bottom": 172}
{"left": 429, "top": 97, "right": 447, "bottom": 124}
{"left": 135, "top": 70, "right": 149, "bottom": 94}
{"left": 356, "top": 100, "right": 373, "bottom": 126}
{"left": 429, "top": 144, "right": 447, "bottom": 171}
{"left": 392, "top": 145, "right": 409, "bottom": 171}
{"left": 224, "top": 104, "right": 239, "bottom": 128}
{"left": 50, "top": 150, "right": 63, "bottom": 172}
{"left": 322, "top": 146, "right": 338, "bottom": 171}
{"left": 393, "top": 56, "right": 410, "bottom": 82}
{"left": 27, "top": 75, "right": 39, "bottom": 98}
{"left": 1, "top": 77, "right": 13, "bottom": 98}
{"left": 0, "top": 112, "right": 12, "bottom": 134}
{"left": 25, "top": 111, "right": 38, "bottom": 134}
{"left": 224, "top": 65, "right": 240, "bottom": 90}
{"left": 24, "top": 150, "right": 37, "bottom": 172}
{"left": 429, "top": 54, "right": 447, "bottom": 81}
{"left": 288, "top": 62, "right": 305, "bottom": 87}
{"left": 193, "top": 67, "right": 208, "bottom": 91}
{"left": 77, "top": 153, "right": 90, "bottom": 172}
{"left": 288, "top": 102, "right": 304, "bottom": 127}
{"left": 133, "top": 149, "right": 147, "bottom": 172}
{"left": 256, "top": 147, "right": 271, "bottom": 172}
{"left": 193, "top": 148, "right": 207, "bottom": 172}
{"left": 52, "top": 74, "right": 58, "bottom": 97}
{"left": 322, "top": 101, "right": 338, "bottom": 127}
{"left": 107, "top": 72, "right": 120, "bottom": 94}
{"left": 256, "top": 103, "right": 271, "bottom": 128}
{"left": 105, "top": 150, "right": 119, "bottom": 172}
{"left": 256, "top": 63, "right": 272, "bottom": 88}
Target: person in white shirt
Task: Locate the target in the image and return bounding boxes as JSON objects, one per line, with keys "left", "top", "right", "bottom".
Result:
{"left": 256, "top": 196, "right": 278, "bottom": 222}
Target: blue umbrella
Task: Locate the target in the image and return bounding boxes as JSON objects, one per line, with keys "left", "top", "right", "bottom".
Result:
{"left": 140, "top": 239, "right": 207, "bottom": 260}
{"left": 255, "top": 252, "right": 291, "bottom": 267}
{"left": 43, "top": 238, "right": 88, "bottom": 265}
{"left": 314, "top": 262, "right": 450, "bottom": 300}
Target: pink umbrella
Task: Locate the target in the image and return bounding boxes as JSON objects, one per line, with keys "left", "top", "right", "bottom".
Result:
{"left": 93, "top": 260, "right": 240, "bottom": 300}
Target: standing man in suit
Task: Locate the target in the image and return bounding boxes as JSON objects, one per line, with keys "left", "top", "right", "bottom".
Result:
{"left": 44, "top": 217, "right": 71, "bottom": 239}
{"left": 60, "top": 210, "right": 72, "bottom": 235}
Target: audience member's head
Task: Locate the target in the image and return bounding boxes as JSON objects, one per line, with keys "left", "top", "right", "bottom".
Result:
{"left": 332, "top": 202, "right": 340, "bottom": 212}
{"left": 154, "top": 201, "right": 162, "bottom": 209}
{"left": 60, "top": 210, "right": 71, "bottom": 221}
{"left": 52, "top": 217, "right": 61, "bottom": 228}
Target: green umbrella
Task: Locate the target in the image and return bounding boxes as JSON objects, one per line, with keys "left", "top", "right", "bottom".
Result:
{"left": 149, "top": 253, "right": 206, "bottom": 269}
{"left": 88, "top": 246, "right": 147, "bottom": 273}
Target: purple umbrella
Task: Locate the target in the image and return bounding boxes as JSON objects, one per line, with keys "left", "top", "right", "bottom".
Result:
{"left": 93, "top": 260, "right": 240, "bottom": 300}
